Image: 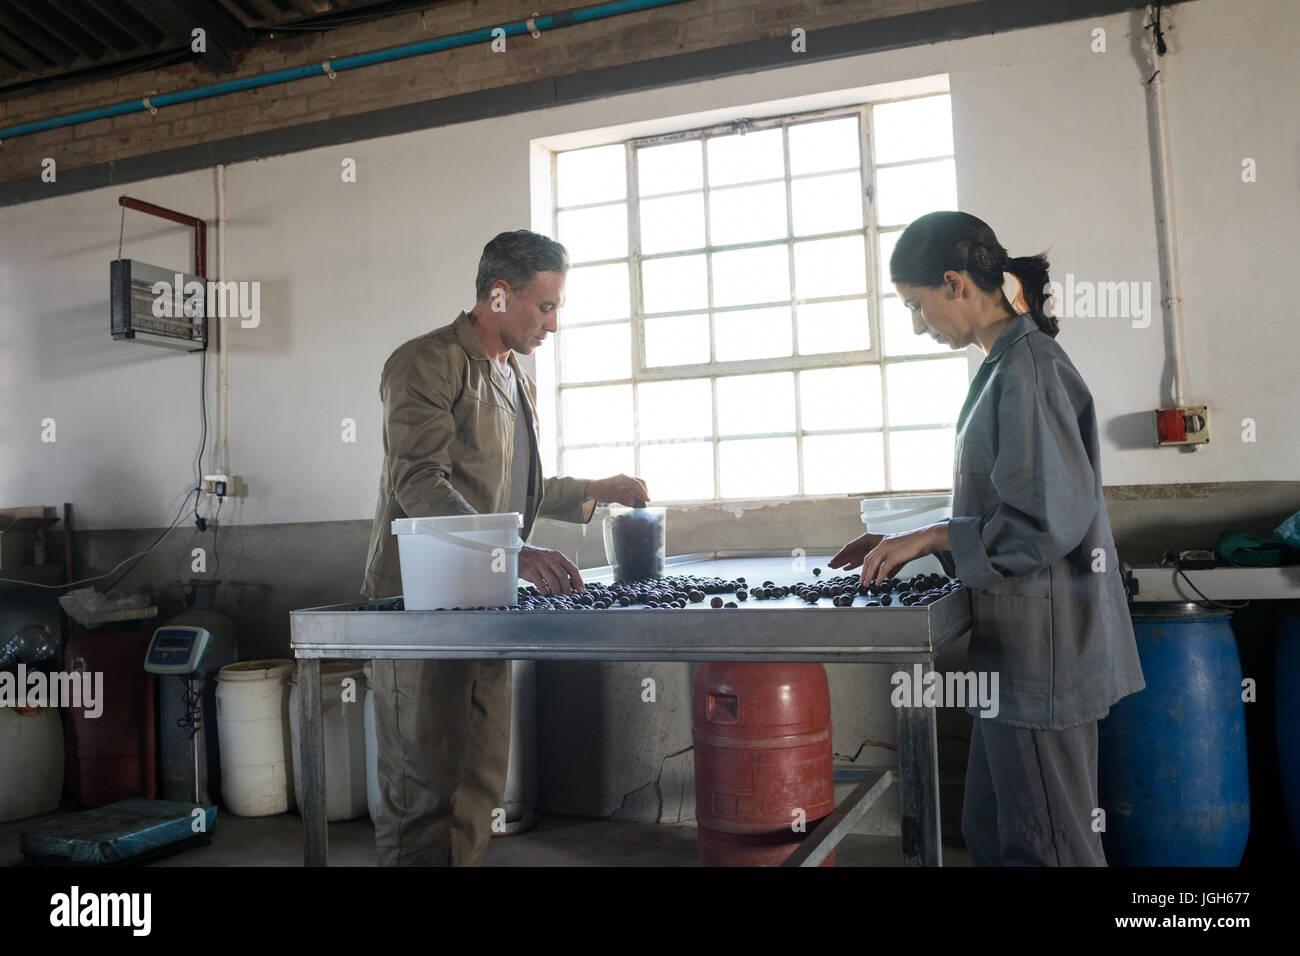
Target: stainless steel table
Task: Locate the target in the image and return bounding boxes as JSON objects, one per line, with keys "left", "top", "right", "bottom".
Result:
{"left": 289, "top": 551, "right": 972, "bottom": 867}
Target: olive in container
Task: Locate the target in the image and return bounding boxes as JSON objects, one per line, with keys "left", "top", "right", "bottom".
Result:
{"left": 602, "top": 504, "right": 667, "bottom": 583}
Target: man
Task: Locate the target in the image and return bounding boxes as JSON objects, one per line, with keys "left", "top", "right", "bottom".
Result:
{"left": 361, "top": 229, "right": 649, "bottom": 865}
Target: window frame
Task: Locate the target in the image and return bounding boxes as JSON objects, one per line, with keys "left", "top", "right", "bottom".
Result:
{"left": 547, "top": 94, "right": 960, "bottom": 503}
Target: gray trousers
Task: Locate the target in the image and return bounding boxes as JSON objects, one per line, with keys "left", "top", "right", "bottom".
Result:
{"left": 370, "top": 659, "right": 512, "bottom": 866}
{"left": 961, "top": 716, "right": 1107, "bottom": 866}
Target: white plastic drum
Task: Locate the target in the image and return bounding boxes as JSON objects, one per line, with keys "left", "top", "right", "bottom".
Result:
{"left": 860, "top": 494, "right": 952, "bottom": 576}
{"left": 289, "top": 662, "right": 368, "bottom": 821}
{"left": 391, "top": 513, "right": 523, "bottom": 610}
{"left": 0, "top": 705, "right": 64, "bottom": 822}
{"left": 215, "top": 659, "right": 295, "bottom": 817}
{"left": 363, "top": 661, "right": 379, "bottom": 824}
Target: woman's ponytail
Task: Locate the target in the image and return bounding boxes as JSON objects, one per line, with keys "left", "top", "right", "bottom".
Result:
{"left": 1005, "top": 253, "right": 1057, "bottom": 337}
{"left": 890, "top": 211, "right": 1060, "bottom": 338}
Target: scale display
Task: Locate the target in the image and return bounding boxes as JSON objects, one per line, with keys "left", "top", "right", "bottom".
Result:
{"left": 144, "top": 626, "right": 210, "bottom": 674}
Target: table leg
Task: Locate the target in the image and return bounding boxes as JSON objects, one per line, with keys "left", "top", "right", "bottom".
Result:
{"left": 894, "top": 660, "right": 942, "bottom": 866}
{"left": 298, "top": 658, "right": 328, "bottom": 867}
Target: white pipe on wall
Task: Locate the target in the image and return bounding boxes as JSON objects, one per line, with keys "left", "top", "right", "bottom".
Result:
{"left": 1145, "top": 3, "right": 1189, "bottom": 413}
{"left": 217, "top": 164, "right": 230, "bottom": 475}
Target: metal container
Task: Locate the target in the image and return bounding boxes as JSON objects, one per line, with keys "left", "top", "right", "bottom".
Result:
{"left": 1097, "top": 603, "right": 1250, "bottom": 865}
{"left": 496, "top": 659, "right": 538, "bottom": 835}
{"left": 692, "top": 662, "right": 834, "bottom": 866}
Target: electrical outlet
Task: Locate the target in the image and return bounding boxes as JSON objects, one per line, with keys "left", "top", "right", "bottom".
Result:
{"left": 1155, "top": 405, "right": 1209, "bottom": 446}
{"left": 202, "top": 474, "right": 246, "bottom": 497}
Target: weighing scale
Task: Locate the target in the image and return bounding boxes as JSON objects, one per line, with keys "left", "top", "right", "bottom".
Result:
{"left": 20, "top": 607, "right": 237, "bottom": 865}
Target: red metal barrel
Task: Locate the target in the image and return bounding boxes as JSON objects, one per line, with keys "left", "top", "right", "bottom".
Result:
{"left": 64, "top": 628, "right": 157, "bottom": 806}
{"left": 692, "top": 662, "right": 835, "bottom": 866}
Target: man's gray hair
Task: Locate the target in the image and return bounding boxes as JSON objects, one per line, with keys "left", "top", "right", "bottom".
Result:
{"left": 474, "top": 230, "right": 569, "bottom": 302}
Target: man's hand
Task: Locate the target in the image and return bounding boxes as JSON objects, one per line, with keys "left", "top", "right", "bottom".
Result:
{"left": 827, "top": 531, "right": 887, "bottom": 572}
{"left": 518, "top": 544, "right": 585, "bottom": 595}
{"left": 587, "top": 474, "right": 651, "bottom": 507}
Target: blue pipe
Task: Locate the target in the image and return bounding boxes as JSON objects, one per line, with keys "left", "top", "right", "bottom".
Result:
{"left": 0, "top": 0, "right": 690, "bottom": 144}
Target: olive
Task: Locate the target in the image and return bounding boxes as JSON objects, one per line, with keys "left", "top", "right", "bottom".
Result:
{"left": 710, "top": 597, "right": 724, "bottom": 608}
{"left": 724, "top": 601, "right": 738, "bottom": 608}
{"left": 813, "top": 567, "right": 822, "bottom": 576}
{"left": 736, "top": 589, "right": 748, "bottom": 601}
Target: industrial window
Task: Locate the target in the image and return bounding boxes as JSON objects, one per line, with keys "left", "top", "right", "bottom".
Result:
{"left": 536, "top": 93, "right": 964, "bottom": 502}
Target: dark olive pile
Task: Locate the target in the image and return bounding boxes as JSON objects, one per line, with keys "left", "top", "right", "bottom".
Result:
{"left": 394, "top": 570, "right": 962, "bottom": 611}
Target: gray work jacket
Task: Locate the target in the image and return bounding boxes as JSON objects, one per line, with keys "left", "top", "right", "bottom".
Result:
{"left": 936, "top": 314, "right": 1145, "bottom": 729}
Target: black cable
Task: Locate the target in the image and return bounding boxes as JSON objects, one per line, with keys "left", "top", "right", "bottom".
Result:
{"left": 211, "top": 495, "right": 223, "bottom": 581}
{"left": 102, "top": 487, "right": 201, "bottom": 592}
{"left": 1175, "top": 566, "right": 1248, "bottom": 610}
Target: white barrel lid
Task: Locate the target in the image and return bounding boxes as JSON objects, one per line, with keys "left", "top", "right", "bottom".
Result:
{"left": 392, "top": 512, "right": 522, "bottom": 535}
{"left": 218, "top": 659, "right": 294, "bottom": 682}
{"left": 289, "top": 661, "right": 365, "bottom": 685}
{"left": 860, "top": 494, "right": 952, "bottom": 515}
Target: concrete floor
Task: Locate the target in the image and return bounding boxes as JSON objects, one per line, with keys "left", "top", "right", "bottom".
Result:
{"left": 1, "top": 806, "right": 972, "bottom": 867}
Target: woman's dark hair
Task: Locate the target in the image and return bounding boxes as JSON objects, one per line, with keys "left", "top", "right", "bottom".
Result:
{"left": 475, "top": 229, "right": 570, "bottom": 302}
{"left": 888, "top": 211, "right": 1058, "bottom": 337}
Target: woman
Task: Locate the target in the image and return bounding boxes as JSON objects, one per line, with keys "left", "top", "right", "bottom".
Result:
{"left": 830, "top": 211, "right": 1145, "bottom": 866}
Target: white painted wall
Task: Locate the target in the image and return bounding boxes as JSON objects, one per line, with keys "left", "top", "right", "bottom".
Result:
{"left": 1, "top": 0, "right": 1295, "bottom": 530}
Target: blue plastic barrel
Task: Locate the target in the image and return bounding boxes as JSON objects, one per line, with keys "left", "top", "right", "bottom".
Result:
{"left": 1097, "top": 603, "right": 1250, "bottom": 866}
{"left": 1279, "top": 612, "right": 1300, "bottom": 850}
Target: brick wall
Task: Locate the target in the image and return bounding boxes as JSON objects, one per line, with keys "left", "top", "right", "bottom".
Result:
{"left": 0, "top": 0, "right": 977, "bottom": 185}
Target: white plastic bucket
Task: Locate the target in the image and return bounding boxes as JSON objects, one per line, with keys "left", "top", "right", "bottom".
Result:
{"left": 392, "top": 513, "right": 523, "bottom": 610}
{"left": 0, "top": 705, "right": 64, "bottom": 822}
{"left": 289, "top": 662, "right": 368, "bottom": 821}
{"left": 860, "top": 494, "right": 952, "bottom": 575}
{"left": 215, "top": 659, "right": 295, "bottom": 817}
{"left": 363, "top": 661, "right": 379, "bottom": 824}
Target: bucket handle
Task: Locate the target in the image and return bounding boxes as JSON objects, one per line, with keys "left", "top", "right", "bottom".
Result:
{"left": 414, "top": 527, "right": 524, "bottom": 555}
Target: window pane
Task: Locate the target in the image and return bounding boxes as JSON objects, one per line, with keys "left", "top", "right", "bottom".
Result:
{"left": 878, "top": 229, "right": 902, "bottom": 288}
{"left": 720, "top": 437, "right": 797, "bottom": 498}
{"left": 791, "top": 173, "right": 863, "bottom": 236}
{"left": 562, "top": 384, "right": 632, "bottom": 445}
{"left": 638, "top": 140, "right": 703, "bottom": 196}
{"left": 876, "top": 158, "right": 958, "bottom": 228}
{"left": 889, "top": 427, "right": 955, "bottom": 491}
{"left": 557, "top": 204, "right": 626, "bottom": 262}
{"left": 794, "top": 236, "right": 866, "bottom": 299}
{"left": 563, "top": 445, "right": 634, "bottom": 482}
{"left": 804, "top": 434, "right": 885, "bottom": 495}
{"left": 644, "top": 313, "right": 709, "bottom": 367}
{"left": 799, "top": 366, "right": 882, "bottom": 430}
{"left": 642, "top": 254, "right": 708, "bottom": 313}
{"left": 563, "top": 263, "right": 629, "bottom": 326}
{"left": 874, "top": 95, "right": 953, "bottom": 164}
{"left": 796, "top": 299, "right": 870, "bottom": 355}
{"left": 882, "top": 295, "right": 948, "bottom": 356}
{"left": 715, "top": 306, "right": 792, "bottom": 362}
{"left": 640, "top": 193, "right": 705, "bottom": 255}
{"left": 712, "top": 245, "right": 790, "bottom": 307}
{"left": 707, "top": 128, "right": 784, "bottom": 186}
{"left": 638, "top": 379, "right": 711, "bottom": 441}
{"left": 641, "top": 441, "right": 714, "bottom": 501}
{"left": 557, "top": 144, "right": 626, "bottom": 206}
{"left": 789, "top": 116, "right": 860, "bottom": 175}
{"left": 717, "top": 372, "right": 794, "bottom": 435}
{"left": 885, "top": 358, "right": 968, "bottom": 427}
{"left": 709, "top": 182, "right": 787, "bottom": 246}
{"left": 535, "top": 336, "right": 558, "bottom": 475}
{"left": 560, "top": 323, "right": 630, "bottom": 384}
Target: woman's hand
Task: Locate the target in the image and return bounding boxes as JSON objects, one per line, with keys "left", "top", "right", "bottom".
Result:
{"left": 518, "top": 545, "right": 584, "bottom": 595}
{"left": 857, "top": 523, "right": 951, "bottom": 584}
{"left": 827, "top": 531, "right": 887, "bottom": 571}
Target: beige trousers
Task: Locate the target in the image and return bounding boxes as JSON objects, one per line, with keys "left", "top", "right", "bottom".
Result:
{"left": 370, "top": 659, "right": 512, "bottom": 866}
